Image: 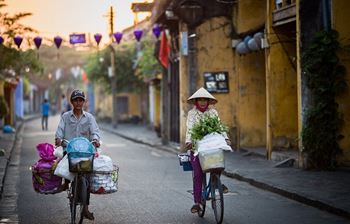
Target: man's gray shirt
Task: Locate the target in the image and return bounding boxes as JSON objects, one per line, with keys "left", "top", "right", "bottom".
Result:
{"left": 55, "top": 110, "right": 101, "bottom": 142}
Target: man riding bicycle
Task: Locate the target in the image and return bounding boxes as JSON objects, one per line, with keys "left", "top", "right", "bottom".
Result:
{"left": 55, "top": 89, "right": 101, "bottom": 220}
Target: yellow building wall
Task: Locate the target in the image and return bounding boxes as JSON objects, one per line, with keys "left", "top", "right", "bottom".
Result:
{"left": 266, "top": 0, "right": 298, "bottom": 150}
{"left": 117, "top": 92, "right": 141, "bottom": 118}
{"left": 179, "top": 26, "right": 189, "bottom": 150}
{"left": 94, "top": 85, "right": 141, "bottom": 120}
{"left": 235, "top": 0, "right": 267, "bottom": 148}
{"left": 237, "top": 52, "right": 266, "bottom": 147}
{"left": 154, "top": 85, "right": 161, "bottom": 128}
{"left": 236, "top": 0, "right": 266, "bottom": 33}
{"left": 196, "top": 17, "right": 237, "bottom": 139}
{"left": 332, "top": 0, "right": 350, "bottom": 165}
{"left": 179, "top": 17, "right": 237, "bottom": 149}
{"left": 267, "top": 37, "right": 298, "bottom": 149}
{"left": 94, "top": 84, "right": 112, "bottom": 120}
{"left": 0, "top": 81, "right": 3, "bottom": 96}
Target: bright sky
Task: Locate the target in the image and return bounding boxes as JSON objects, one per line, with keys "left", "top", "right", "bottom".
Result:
{"left": 5, "top": 0, "right": 149, "bottom": 45}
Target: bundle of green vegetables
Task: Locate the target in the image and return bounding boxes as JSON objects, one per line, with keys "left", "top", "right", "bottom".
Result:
{"left": 190, "top": 114, "right": 228, "bottom": 150}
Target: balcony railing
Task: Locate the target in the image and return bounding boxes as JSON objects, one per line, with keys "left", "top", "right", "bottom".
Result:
{"left": 273, "top": 0, "right": 296, "bottom": 26}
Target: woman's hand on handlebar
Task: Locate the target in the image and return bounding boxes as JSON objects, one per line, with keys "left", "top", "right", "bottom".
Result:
{"left": 185, "top": 142, "right": 192, "bottom": 150}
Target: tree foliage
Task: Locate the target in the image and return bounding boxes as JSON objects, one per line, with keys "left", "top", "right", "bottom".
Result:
{"left": 137, "top": 38, "right": 162, "bottom": 80}
{"left": 85, "top": 43, "right": 145, "bottom": 93}
{"left": 0, "top": 0, "right": 42, "bottom": 79}
{"left": 301, "top": 30, "right": 347, "bottom": 170}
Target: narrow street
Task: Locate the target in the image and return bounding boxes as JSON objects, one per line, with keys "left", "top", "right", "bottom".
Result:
{"left": 0, "top": 116, "right": 347, "bottom": 223}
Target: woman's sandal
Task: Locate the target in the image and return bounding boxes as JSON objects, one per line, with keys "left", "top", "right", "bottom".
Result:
{"left": 190, "top": 204, "right": 201, "bottom": 213}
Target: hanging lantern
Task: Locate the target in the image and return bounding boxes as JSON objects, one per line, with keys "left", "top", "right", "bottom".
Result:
{"left": 113, "top": 32, "right": 123, "bottom": 44}
{"left": 152, "top": 25, "right": 161, "bottom": 39}
{"left": 133, "top": 29, "right": 143, "bottom": 42}
{"left": 14, "top": 36, "right": 23, "bottom": 48}
{"left": 33, "top": 36, "right": 42, "bottom": 49}
{"left": 236, "top": 41, "right": 250, "bottom": 55}
{"left": 0, "top": 36, "right": 3, "bottom": 45}
{"left": 94, "top": 33, "right": 102, "bottom": 45}
{"left": 54, "top": 36, "right": 62, "bottom": 49}
{"left": 248, "top": 38, "right": 259, "bottom": 51}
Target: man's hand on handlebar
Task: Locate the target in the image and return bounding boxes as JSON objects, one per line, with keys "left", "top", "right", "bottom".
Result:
{"left": 92, "top": 139, "right": 100, "bottom": 148}
{"left": 55, "top": 138, "right": 62, "bottom": 147}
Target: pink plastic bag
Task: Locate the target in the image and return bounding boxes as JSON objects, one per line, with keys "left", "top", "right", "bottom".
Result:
{"left": 32, "top": 160, "right": 62, "bottom": 194}
{"left": 36, "top": 143, "right": 56, "bottom": 161}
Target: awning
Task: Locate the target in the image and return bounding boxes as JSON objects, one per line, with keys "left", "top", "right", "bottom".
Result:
{"left": 151, "top": 0, "right": 173, "bottom": 24}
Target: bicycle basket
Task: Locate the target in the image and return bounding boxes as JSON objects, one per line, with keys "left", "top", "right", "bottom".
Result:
{"left": 66, "top": 137, "right": 95, "bottom": 154}
{"left": 178, "top": 153, "right": 193, "bottom": 171}
{"left": 68, "top": 151, "right": 94, "bottom": 173}
{"left": 198, "top": 148, "right": 225, "bottom": 172}
{"left": 90, "top": 165, "right": 119, "bottom": 194}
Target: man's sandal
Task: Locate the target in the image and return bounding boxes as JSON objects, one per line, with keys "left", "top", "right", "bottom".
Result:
{"left": 83, "top": 210, "right": 94, "bottom": 220}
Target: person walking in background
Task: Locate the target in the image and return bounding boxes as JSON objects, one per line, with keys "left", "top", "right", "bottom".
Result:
{"left": 41, "top": 98, "right": 50, "bottom": 131}
{"left": 61, "top": 94, "right": 68, "bottom": 115}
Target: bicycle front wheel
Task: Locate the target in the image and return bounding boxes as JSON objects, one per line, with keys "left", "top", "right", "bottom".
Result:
{"left": 70, "top": 179, "right": 79, "bottom": 224}
{"left": 78, "top": 175, "right": 89, "bottom": 224}
{"left": 210, "top": 173, "right": 224, "bottom": 224}
{"left": 198, "top": 174, "right": 207, "bottom": 217}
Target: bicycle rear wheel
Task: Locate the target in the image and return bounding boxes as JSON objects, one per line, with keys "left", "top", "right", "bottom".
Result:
{"left": 210, "top": 173, "right": 224, "bottom": 224}
{"left": 198, "top": 174, "right": 207, "bottom": 217}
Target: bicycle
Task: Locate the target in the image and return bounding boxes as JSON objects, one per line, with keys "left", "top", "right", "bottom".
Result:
{"left": 68, "top": 171, "right": 90, "bottom": 224}
{"left": 198, "top": 168, "right": 224, "bottom": 224}
{"left": 61, "top": 138, "right": 96, "bottom": 224}
{"left": 178, "top": 152, "right": 225, "bottom": 224}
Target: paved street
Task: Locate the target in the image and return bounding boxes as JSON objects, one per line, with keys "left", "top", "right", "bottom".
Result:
{"left": 0, "top": 115, "right": 348, "bottom": 223}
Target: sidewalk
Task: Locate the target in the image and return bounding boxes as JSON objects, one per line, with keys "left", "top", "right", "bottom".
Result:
{"left": 0, "top": 114, "right": 40, "bottom": 199}
{"left": 101, "top": 122, "right": 350, "bottom": 220}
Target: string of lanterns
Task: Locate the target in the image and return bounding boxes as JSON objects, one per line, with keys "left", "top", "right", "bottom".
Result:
{"left": 0, "top": 25, "right": 163, "bottom": 50}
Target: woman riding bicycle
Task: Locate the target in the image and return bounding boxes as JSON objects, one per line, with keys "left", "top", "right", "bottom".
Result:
{"left": 185, "top": 87, "right": 231, "bottom": 214}
{"left": 55, "top": 89, "right": 101, "bottom": 220}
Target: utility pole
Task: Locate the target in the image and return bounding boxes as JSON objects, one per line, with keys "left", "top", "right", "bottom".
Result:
{"left": 108, "top": 6, "right": 117, "bottom": 128}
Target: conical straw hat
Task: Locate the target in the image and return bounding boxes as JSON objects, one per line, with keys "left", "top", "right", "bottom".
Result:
{"left": 187, "top": 87, "right": 217, "bottom": 104}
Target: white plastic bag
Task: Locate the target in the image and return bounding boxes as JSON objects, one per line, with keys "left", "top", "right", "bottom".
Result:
{"left": 54, "top": 155, "right": 75, "bottom": 181}
{"left": 93, "top": 155, "right": 113, "bottom": 172}
{"left": 197, "top": 132, "right": 232, "bottom": 154}
{"left": 53, "top": 146, "right": 64, "bottom": 159}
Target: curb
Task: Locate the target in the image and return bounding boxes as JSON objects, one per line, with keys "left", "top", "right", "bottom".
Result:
{"left": 0, "top": 115, "right": 40, "bottom": 200}
{"left": 223, "top": 170, "right": 350, "bottom": 220}
{"left": 0, "top": 122, "right": 23, "bottom": 200}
